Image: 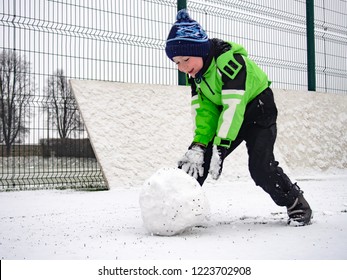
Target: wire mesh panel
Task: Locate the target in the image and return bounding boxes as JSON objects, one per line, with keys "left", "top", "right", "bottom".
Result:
{"left": 314, "top": 0, "right": 347, "bottom": 94}
{"left": 0, "top": 0, "right": 346, "bottom": 191}
{"left": 0, "top": 0, "right": 178, "bottom": 190}
{"left": 186, "top": 0, "right": 345, "bottom": 92}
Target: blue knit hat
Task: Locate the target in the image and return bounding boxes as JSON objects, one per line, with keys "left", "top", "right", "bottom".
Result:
{"left": 165, "top": 9, "right": 210, "bottom": 61}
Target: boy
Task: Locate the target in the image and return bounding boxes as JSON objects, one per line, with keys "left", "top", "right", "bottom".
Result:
{"left": 165, "top": 9, "right": 312, "bottom": 226}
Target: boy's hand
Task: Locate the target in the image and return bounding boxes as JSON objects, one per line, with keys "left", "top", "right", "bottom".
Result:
{"left": 209, "top": 145, "right": 227, "bottom": 180}
{"left": 178, "top": 143, "right": 206, "bottom": 179}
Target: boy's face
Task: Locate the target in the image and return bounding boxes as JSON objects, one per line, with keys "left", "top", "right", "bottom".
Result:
{"left": 172, "top": 56, "right": 203, "bottom": 78}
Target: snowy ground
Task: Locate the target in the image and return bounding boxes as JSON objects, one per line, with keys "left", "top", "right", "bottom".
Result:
{"left": 1, "top": 173, "right": 346, "bottom": 260}
{"left": 1, "top": 81, "right": 346, "bottom": 272}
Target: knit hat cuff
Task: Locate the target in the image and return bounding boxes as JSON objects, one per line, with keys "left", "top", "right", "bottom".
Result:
{"left": 165, "top": 40, "right": 210, "bottom": 60}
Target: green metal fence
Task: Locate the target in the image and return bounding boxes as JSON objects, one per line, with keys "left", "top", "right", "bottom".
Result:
{"left": 1, "top": 0, "right": 346, "bottom": 191}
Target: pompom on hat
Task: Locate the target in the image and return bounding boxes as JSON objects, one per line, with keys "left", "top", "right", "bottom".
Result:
{"left": 165, "top": 9, "right": 210, "bottom": 61}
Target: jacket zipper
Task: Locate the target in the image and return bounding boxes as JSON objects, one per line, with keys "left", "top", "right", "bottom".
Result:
{"left": 202, "top": 76, "right": 216, "bottom": 95}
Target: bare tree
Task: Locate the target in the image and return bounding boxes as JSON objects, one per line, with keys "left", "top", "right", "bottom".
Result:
{"left": 0, "top": 50, "right": 32, "bottom": 156}
{"left": 45, "top": 69, "right": 82, "bottom": 139}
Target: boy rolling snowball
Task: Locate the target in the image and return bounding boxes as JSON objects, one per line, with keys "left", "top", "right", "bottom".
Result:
{"left": 165, "top": 9, "right": 312, "bottom": 226}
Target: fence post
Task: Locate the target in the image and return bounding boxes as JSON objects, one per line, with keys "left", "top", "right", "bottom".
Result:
{"left": 177, "top": 0, "right": 187, "bottom": 85}
{"left": 306, "top": 0, "right": 316, "bottom": 91}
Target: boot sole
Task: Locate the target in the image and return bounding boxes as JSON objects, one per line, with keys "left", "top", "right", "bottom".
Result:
{"left": 287, "top": 212, "right": 313, "bottom": 227}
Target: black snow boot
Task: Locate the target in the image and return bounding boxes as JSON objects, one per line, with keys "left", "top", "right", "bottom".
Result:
{"left": 287, "top": 190, "right": 312, "bottom": 226}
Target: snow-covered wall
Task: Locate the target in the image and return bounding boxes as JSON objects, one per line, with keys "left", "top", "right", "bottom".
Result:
{"left": 274, "top": 89, "right": 347, "bottom": 175}
{"left": 70, "top": 80, "right": 347, "bottom": 188}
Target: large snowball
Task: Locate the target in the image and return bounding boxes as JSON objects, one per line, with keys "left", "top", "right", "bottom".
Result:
{"left": 139, "top": 167, "right": 210, "bottom": 236}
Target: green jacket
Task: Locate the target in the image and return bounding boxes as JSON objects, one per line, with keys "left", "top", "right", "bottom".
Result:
{"left": 188, "top": 39, "right": 271, "bottom": 147}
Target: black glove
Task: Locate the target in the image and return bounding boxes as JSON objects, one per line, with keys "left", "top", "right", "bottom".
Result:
{"left": 178, "top": 143, "right": 206, "bottom": 179}
{"left": 209, "top": 145, "right": 227, "bottom": 180}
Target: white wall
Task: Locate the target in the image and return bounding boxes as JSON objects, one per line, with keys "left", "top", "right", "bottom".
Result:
{"left": 71, "top": 80, "right": 347, "bottom": 188}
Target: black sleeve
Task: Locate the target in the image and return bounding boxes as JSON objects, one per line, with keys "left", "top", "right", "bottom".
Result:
{"left": 211, "top": 39, "right": 247, "bottom": 91}
{"left": 221, "top": 54, "right": 247, "bottom": 91}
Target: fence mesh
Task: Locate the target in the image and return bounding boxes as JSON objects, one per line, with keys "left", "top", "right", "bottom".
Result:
{"left": 1, "top": 0, "right": 346, "bottom": 191}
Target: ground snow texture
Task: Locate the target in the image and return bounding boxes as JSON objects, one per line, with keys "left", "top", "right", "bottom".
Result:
{"left": 1, "top": 176, "right": 347, "bottom": 260}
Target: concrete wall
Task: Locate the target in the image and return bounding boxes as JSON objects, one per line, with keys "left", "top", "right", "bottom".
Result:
{"left": 71, "top": 80, "right": 347, "bottom": 188}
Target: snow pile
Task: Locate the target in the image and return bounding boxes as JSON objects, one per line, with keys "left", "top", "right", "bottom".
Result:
{"left": 139, "top": 167, "right": 210, "bottom": 236}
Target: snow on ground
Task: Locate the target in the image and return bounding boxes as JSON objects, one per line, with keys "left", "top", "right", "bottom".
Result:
{"left": 1, "top": 82, "right": 346, "bottom": 261}
{"left": 1, "top": 173, "right": 346, "bottom": 260}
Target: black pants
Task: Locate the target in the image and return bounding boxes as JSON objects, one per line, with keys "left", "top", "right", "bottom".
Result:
{"left": 197, "top": 88, "right": 301, "bottom": 207}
